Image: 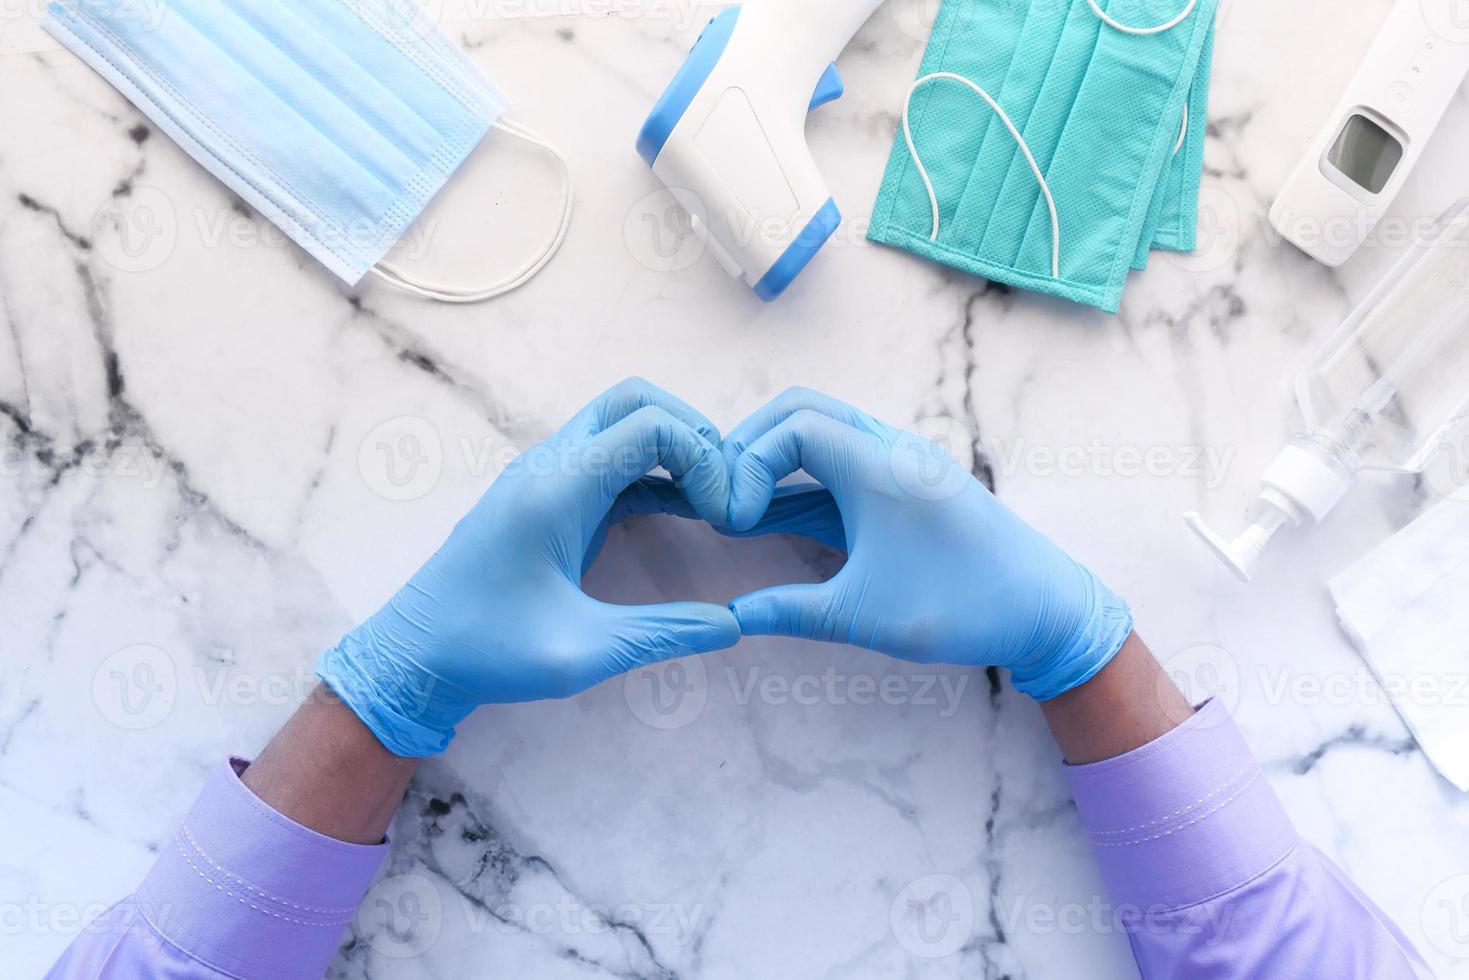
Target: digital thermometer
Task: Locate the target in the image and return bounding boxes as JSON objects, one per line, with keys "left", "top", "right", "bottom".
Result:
{"left": 1270, "top": 0, "right": 1469, "bottom": 266}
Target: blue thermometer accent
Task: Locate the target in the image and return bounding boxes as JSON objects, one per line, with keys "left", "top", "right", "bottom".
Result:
{"left": 636, "top": 8, "right": 741, "bottom": 166}
{"left": 754, "top": 197, "right": 841, "bottom": 301}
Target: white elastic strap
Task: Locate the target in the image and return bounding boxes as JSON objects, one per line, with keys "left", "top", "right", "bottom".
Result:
{"left": 1087, "top": 0, "right": 1199, "bottom": 36}
{"left": 369, "top": 118, "right": 573, "bottom": 303}
{"left": 902, "top": 72, "right": 1060, "bottom": 279}
{"left": 1173, "top": 101, "right": 1189, "bottom": 156}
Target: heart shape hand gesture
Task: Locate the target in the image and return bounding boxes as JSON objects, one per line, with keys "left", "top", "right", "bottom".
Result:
{"left": 319, "top": 379, "right": 1132, "bottom": 757}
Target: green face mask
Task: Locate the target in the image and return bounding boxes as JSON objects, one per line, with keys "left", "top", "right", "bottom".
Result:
{"left": 868, "top": 0, "right": 1218, "bottom": 313}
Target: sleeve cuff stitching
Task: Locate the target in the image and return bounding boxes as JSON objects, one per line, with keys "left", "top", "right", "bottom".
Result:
{"left": 1090, "top": 767, "right": 1261, "bottom": 847}
{"left": 178, "top": 824, "right": 359, "bottom": 917}
{"left": 171, "top": 837, "right": 354, "bottom": 927}
{"left": 1088, "top": 759, "right": 1256, "bottom": 838}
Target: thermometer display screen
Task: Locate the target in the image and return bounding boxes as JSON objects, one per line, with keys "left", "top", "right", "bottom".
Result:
{"left": 1327, "top": 113, "right": 1404, "bottom": 194}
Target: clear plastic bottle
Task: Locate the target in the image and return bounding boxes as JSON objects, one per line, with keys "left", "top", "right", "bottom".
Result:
{"left": 1186, "top": 197, "right": 1469, "bottom": 581}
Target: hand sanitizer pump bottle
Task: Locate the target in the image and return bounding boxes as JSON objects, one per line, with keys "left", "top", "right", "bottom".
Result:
{"left": 1187, "top": 198, "right": 1469, "bottom": 582}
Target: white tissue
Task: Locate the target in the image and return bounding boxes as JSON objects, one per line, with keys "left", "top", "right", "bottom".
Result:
{"left": 1330, "top": 488, "right": 1469, "bottom": 792}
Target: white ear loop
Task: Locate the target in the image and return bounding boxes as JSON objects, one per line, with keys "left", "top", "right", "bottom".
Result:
{"left": 1174, "top": 101, "right": 1189, "bottom": 156}
{"left": 902, "top": 72, "right": 1060, "bottom": 278}
{"left": 369, "top": 118, "right": 573, "bottom": 303}
{"left": 1087, "top": 0, "right": 1199, "bottom": 36}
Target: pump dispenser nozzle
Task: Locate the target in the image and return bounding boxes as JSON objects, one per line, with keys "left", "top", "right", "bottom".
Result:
{"left": 1184, "top": 504, "right": 1289, "bottom": 582}
{"left": 1183, "top": 440, "right": 1354, "bottom": 582}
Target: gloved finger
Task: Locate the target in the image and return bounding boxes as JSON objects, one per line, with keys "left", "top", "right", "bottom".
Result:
{"left": 610, "top": 477, "right": 697, "bottom": 520}
{"left": 584, "top": 405, "right": 728, "bottom": 527}
{"left": 632, "top": 478, "right": 847, "bottom": 549}
{"left": 727, "top": 409, "right": 873, "bottom": 532}
{"left": 583, "top": 478, "right": 698, "bottom": 574}
{"left": 722, "top": 386, "right": 891, "bottom": 468}
{"left": 561, "top": 377, "right": 721, "bottom": 444}
{"left": 596, "top": 601, "right": 741, "bottom": 679}
{"left": 600, "top": 477, "right": 822, "bottom": 525}
{"left": 624, "top": 475, "right": 699, "bottom": 518}
{"left": 584, "top": 480, "right": 846, "bottom": 573}
{"left": 721, "top": 484, "right": 847, "bottom": 552}
{"left": 728, "top": 581, "right": 839, "bottom": 640}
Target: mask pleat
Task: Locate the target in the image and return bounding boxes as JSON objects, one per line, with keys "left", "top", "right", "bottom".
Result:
{"left": 364, "top": 0, "right": 505, "bottom": 117}
{"left": 1016, "top": 0, "right": 1199, "bottom": 283}
{"left": 982, "top": 0, "right": 1105, "bottom": 273}
{"left": 1132, "top": 148, "right": 1177, "bottom": 271}
{"left": 1142, "top": 24, "right": 1214, "bottom": 257}
{"left": 945, "top": 0, "right": 1071, "bottom": 254}
{"left": 249, "top": 0, "right": 501, "bottom": 264}
{"left": 884, "top": 0, "right": 1029, "bottom": 240}
{"left": 159, "top": 0, "right": 420, "bottom": 218}
{"left": 280, "top": 0, "right": 499, "bottom": 138}
{"left": 1132, "top": 73, "right": 1192, "bottom": 274}
{"left": 215, "top": 0, "right": 448, "bottom": 168}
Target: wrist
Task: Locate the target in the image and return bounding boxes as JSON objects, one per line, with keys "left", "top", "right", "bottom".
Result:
{"left": 315, "top": 628, "right": 461, "bottom": 758}
{"left": 1039, "top": 632, "right": 1195, "bottom": 764}
{"left": 241, "top": 684, "right": 421, "bottom": 844}
{"left": 1011, "top": 568, "right": 1133, "bottom": 702}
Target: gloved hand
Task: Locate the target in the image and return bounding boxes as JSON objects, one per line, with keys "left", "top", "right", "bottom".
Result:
{"left": 721, "top": 388, "right": 1133, "bottom": 701}
{"left": 318, "top": 379, "right": 741, "bottom": 757}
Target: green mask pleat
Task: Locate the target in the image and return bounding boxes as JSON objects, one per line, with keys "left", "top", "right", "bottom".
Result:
{"left": 1017, "top": 0, "right": 1202, "bottom": 286}
{"left": 890, "top": 0, "right": 1030, "bottom": 238}
{"left": 869, "top": 0, "right": 1218, "bottom": 313}
{"left": 975, "top": 0, "right": 1104, "bottom": 268}
{"left": 945, "top": 0, "right": 1074, "bottom": 251}
{"left": 1144, "top": 23, "right": 1215, "bottom": 258}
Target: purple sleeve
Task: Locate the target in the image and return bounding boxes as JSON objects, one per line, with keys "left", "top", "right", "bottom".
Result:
{"left": 1064, "top": 699, "right": 1433, "bottom": 979}
{"left": 45, "top": 758, "right": 388, "bottom": 980}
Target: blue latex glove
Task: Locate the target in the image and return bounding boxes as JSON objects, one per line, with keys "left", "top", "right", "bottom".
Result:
{"left": 318, "top": 379, "right": 741, "bottom": 757}
{"left": 611, "top": 476, "right": 847, "bottom": 554}
{"left": 721, "top": 389, "right": 1133, "bottom": 701}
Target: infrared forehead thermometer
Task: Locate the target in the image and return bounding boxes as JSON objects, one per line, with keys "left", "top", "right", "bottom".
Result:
{"left": 1270, "top": 0, "right": 1469, "bottom": 266}
{"left": 636, "top": 0, "right": 885, "bottom": 300}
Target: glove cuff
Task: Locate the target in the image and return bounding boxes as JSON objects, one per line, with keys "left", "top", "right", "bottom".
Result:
{"left": 1013, "top": 570, "right": 1134, "bottom": 702}
{"left": 315, "top": 634, "right": 458, "bottom": 758}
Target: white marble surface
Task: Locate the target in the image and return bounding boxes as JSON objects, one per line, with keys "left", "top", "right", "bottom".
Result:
{"left": 4, "top": 0, "right": 1469, "bottom": 976}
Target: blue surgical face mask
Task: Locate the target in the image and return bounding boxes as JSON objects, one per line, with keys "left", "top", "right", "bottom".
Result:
{"left": 869, "top": 0, "right": 1217, "bottom": 313}
{"left": 45, "top": 0, "right": 572, "bottom": 302}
